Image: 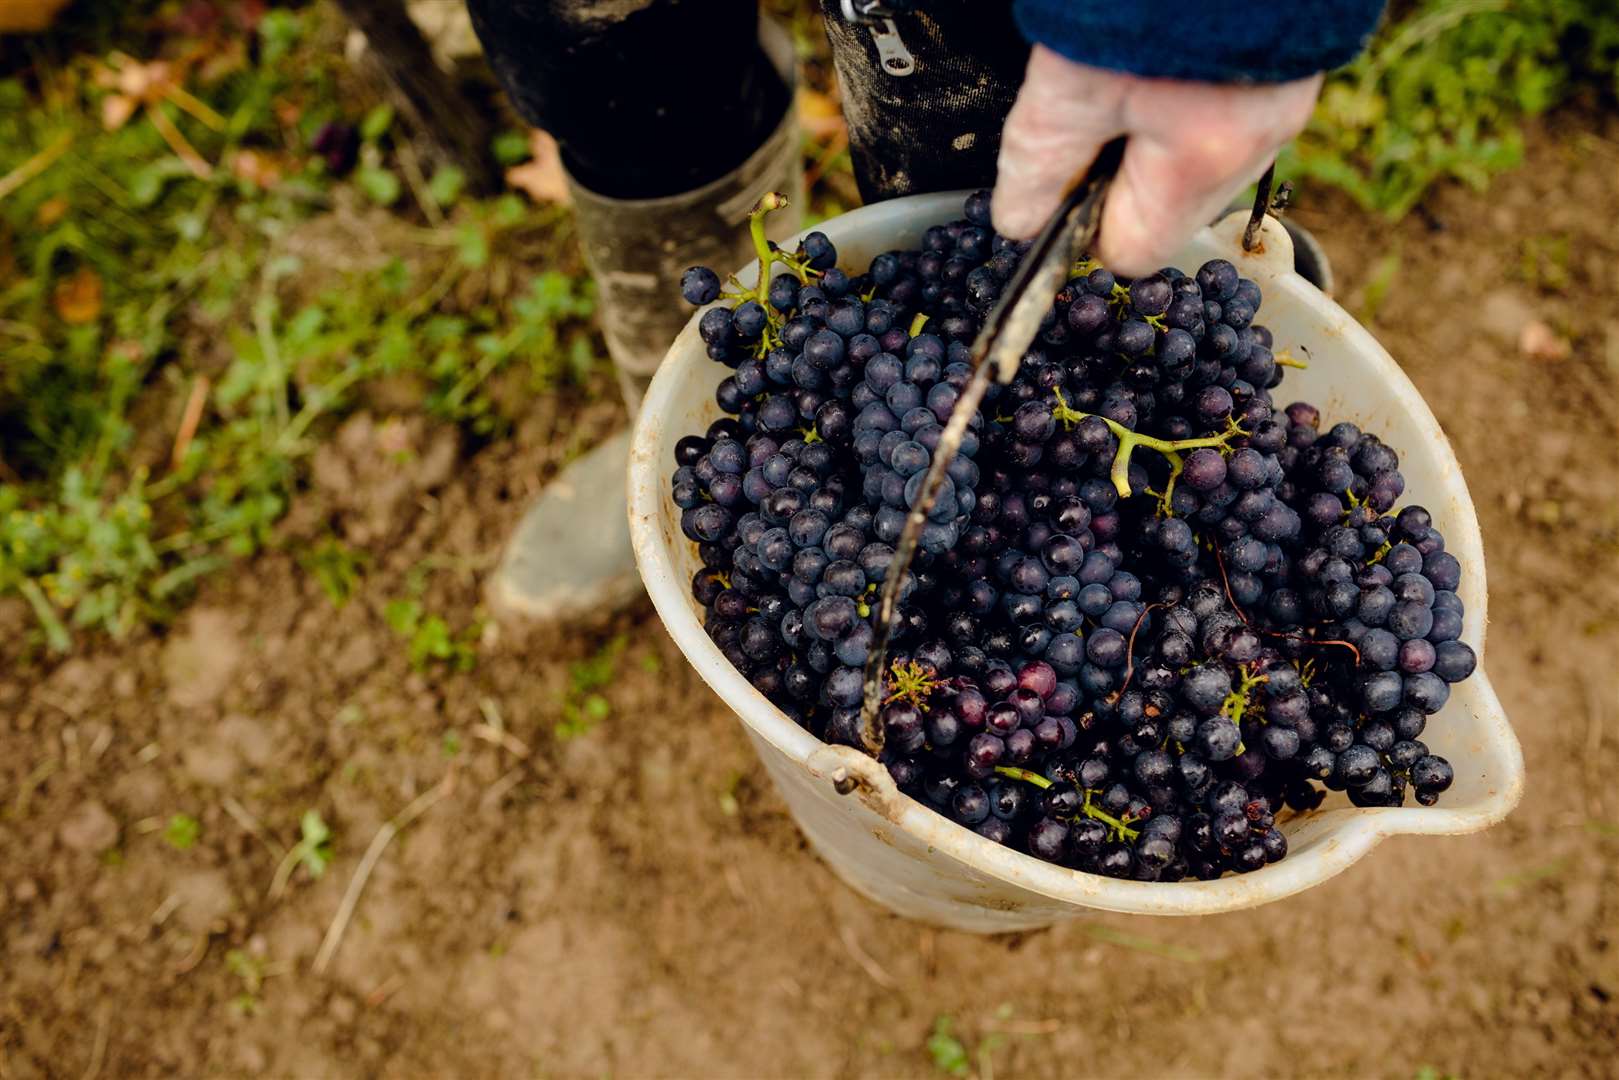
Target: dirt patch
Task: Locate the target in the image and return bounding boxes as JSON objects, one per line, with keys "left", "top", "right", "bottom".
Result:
{"left": 3, "top": 117, "right": 1618, "bottom": 1079}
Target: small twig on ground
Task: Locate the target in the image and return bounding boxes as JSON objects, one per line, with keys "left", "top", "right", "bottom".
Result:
{"left": 150, "top": 893, "right": 181, "bottom": 928}
{"left": 394, "top": 137, "right": 444, "bottom": 228}
{"left": 82, "top": 1007, "right": 110, "bottom": 1080}
{"left": 147, "top": 104, "right": 212, "bottom": 179}
{"left": 478, "top": 767, "right": 524, "bottom": 812}
{"left": 982, "top": 1017, "right": 1061, "bottom": 1036}
{"left": 313, "top": 770, "right": 458, "bottom": 975}
{"left": 722, "top": 863, "right": 749, "bottom": 907}
{"left": 1582, "top": 674, "right": 1608, "bottom": 819}
{"left": 837, "top": 923, "right": 898, "bottom": 990}
{"left": 470, "top": 721, "right": 529, "bottom": 759}
{"left": 171, "top": 375, "right": 210, "bottom": 469}
{"left": 365, "top": 974, "right": 406, "bottom": 1007}
{"left": 0, "top": 131, "right": 72, "bottom": 202}
{"left": 88, "top": 725, "right": 113, "bottom": 760}
{"left": 15, "top": 759, "right": 59, "bottom": 817}
{"left": 223, "top": 796, "right": 287, "bottom": 860}
{"left": 268, "top": 843, "right": 304, "bottom": 900}
{"left": 173, "top": 934, "right": 210, "bottom": 975}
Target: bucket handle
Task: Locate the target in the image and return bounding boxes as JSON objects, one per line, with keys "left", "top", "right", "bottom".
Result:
{"left": 855, "top": 138, "right": 1127, "bottom": 755}
{"left": 805, "top": 743, "right": 913, "bottom": 822}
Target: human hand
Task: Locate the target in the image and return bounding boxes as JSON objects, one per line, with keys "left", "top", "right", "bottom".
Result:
{"left": 992, "top": 46, "right": 1323, "bottom": 276}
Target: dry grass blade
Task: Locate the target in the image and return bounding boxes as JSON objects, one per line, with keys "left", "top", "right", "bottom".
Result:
{"left": 171, "top": 375, "right": 210, "bottom": 469}
{"left": 0, "top": 131, "right": 73, "bottom": 203}
{"left": 222, "top": 796, "right": 286, "bottom": 860}
{"left": 836, "top": 923, "right": 898, "bottom": 990}
{"left": 313, "top": 771, "right": 458, "bottom": 975}
{"left": 81, "top": 1006, "right": 110, "bottom": 1080}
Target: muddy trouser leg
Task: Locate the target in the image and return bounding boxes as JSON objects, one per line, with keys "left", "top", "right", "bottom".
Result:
{"left": 467, "top": 1, "right": 803, "bottom": 623}
{"left": 817, "top": 1, "right": 1029, "bottom": 201}
{"left": 465, "top": 0, "right": 802, "bottom": 412}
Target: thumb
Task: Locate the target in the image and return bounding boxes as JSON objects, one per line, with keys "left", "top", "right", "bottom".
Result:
{"left": 991, "top": 48, "right": 1126, "bottom": 240}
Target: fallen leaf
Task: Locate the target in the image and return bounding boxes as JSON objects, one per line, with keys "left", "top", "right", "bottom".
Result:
{"left": 116, "top": 58, "right": 171, "bottom": 100}
{"left": 36, "top": 196, "right": 68, "bottom": 227}
{"left": 52, "top": 267, "right": 104, "bottom": 324}
{"left": 505, "top": 129, "right": 569, "bottom": 205}
{"left": 1518, "top": 319, "right": 1571, "bottom": 363}
{"left": 101, "top": 93, "right": 138, "bottom": 131}
{"left": 196, "top": 38, "right": 248, "bottom": 84}
{"left": 0, "top": 0, "right": 72, "bottom": 32}
{"left": 230, "top": 148, "right": 282, "bottom": 189}
{"left": 797, "top": 86, "right": 845, "bottom": 140}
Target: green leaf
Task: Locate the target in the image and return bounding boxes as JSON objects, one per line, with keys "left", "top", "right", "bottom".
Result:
{"left": 356, "top": 165, "right": 401, "bottom": 207}
{"left": 379, "top": 257, "right": 411, "bottom": 295}
{"left": 360, "top": 103, "right": 395, "bottom": 142}
{"left": 127, "top": 159, "right": 190, "bottom": 207}
{"left": 164, "top": 813, "right": 201, "bottom": 851}
{"left": 297, "top": 810, "right": 333, "bottom": 878}
{"left": 456, "top": 223, "right": 489, "bottom": 269}
{"left": 258, "top": 9, "right": 303, "bottom": 63}
{"left": 427, "top": 165, "right": 466, "bottom": 208}
{"left": 384, "top": 598, "right": 421, "bottom": 635}
{"left": 926, "top": 1017, "right": 970, "bottom": 1078}
{"left": 491, "top": 128, "right": 531, "bottom": 166}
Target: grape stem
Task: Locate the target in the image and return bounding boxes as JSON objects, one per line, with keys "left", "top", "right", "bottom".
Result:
{"left": 993, "top": 765, "right": 1051, "bottom": 789}
{"left": 1215, "top": 542, "right": 1363, "bottom": 666}
{"left": 1051, "top": 386, "right": 1246, "bottom": 504}
{"left": 993, "top": 767, "right": 1143, "bottom": 841}
{"left": 744, "top": 192, "right": 818, "bottom": 292}
{"left": 1113, "top": 601, "right": 1169, "bottom": 700}
{"left": 1219, "top": 666, "right": 1270, "bottom": 754}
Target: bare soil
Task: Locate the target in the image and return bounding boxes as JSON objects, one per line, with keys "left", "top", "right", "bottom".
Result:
{"left": 4, "top": 117, "right": 1618, "bottom": 1079}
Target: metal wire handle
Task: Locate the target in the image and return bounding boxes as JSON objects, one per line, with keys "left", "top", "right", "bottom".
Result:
{"left": 856, "top": 137, "right": 1127, "bottom": 754}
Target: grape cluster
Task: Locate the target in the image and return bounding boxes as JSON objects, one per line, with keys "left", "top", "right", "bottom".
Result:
{"left": 669, "top": 191, "right": 1474, "bottom": 881}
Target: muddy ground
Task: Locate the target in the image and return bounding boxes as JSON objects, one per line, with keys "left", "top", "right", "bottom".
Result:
{"left": 3, "top": 116, "right": 1618, "bottom": 1079}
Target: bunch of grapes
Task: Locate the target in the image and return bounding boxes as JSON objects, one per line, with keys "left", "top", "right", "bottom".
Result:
{"left": 668, "top": 190, "right": 1474, "bottom": 881}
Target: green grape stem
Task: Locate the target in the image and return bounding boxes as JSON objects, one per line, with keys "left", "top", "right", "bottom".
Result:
{"left": 1218, "top": 666, "right": 1271, "bottom": 756}
{"left": 994, "top": 767, "right": 1142, "bottom": 842}
{"left": 994, "top": 765, "right": 1052, "bottom": 789}
{"left": 1051, "top": 387, "right": 1246, "bottom": 505}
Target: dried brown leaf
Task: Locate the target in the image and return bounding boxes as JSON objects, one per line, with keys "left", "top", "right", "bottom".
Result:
{"left": 52, "top": 267, "right": 103, "bottom": 324}
{"left": 505, "top": 129, "right": 569, "bottom": 206}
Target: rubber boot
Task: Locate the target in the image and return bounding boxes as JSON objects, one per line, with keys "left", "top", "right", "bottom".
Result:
{"left": 574, "top": 15, "right": 805, "bottom": 416}
{"left": 489, "top": 21, "right": 802, "bottom": 625}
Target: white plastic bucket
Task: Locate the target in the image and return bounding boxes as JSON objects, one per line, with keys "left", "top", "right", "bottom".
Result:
{"left": 627, "top": 193, "right": 1525, "bottom": 932}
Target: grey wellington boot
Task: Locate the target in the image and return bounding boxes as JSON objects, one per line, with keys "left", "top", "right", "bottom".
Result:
{"left": 489, "top": 21, "right": 803, "bottom": 625}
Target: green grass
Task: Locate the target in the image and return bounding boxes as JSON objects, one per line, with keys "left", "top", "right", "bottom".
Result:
{"left": 0, "top": 5, "right": 601, "bottom": 655}
{"left": 163, "top": 812, "right": 201, "bottom": 851}
{"left": 556, "top": 635, "right": 627, "bottom": 739}
{"left": 1283, "top": 0, "right": 1619, "bottom": 218}
{"left": 4, "top": 0, "right": 1615, "bottom": 654}
{"left": 384, "top": 597, "right": 482, "bottom": 672}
